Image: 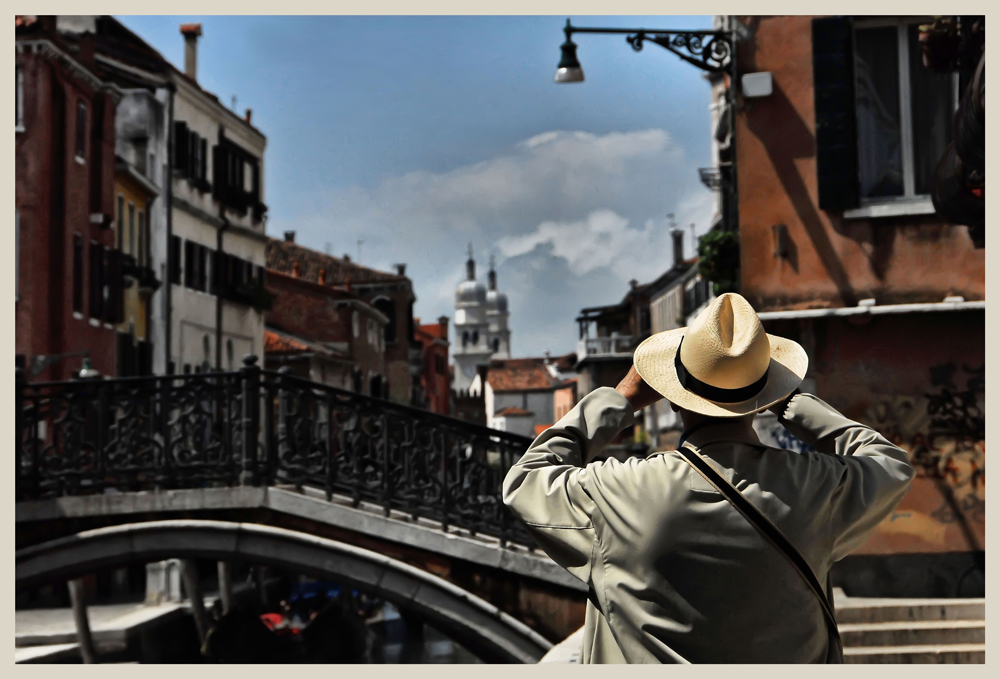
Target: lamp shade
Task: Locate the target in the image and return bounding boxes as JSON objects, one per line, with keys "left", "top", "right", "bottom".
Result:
{"left": 554, "top": 37, "right": 584, "bottom": 83}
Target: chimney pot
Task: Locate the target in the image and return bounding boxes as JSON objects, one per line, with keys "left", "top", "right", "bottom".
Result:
{"left": 672, "top": 229, "right": 684, "bottom": 266}
{"left": 395, "top": 263, "right": 406, "bottom": 276}
{"left": 283, "top": 230, "right": 295, "bottom": 243}
{"left": 343, "top": 254, "right": 351, "bottom": 262}
{"left": 245, "top": 108, "right": 252, "bottom": 124}
{"left": 438, "top": 315, "right": 449, "bottom": 329}
{"left": 180, "top": 23, "right": 202, "bottom": 80}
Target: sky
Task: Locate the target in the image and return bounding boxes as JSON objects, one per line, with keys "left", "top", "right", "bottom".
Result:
{"left": 119, "top": 15, "right": 718, "bottom": 358}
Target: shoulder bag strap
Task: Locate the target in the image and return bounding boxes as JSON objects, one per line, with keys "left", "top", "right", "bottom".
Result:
{"left": 677, "top": 442, "right": 844, "bottom": 662}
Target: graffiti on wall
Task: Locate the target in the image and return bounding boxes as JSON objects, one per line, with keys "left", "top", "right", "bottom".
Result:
{"left": 862, "top": 363, "right": 985, "bottom": 543}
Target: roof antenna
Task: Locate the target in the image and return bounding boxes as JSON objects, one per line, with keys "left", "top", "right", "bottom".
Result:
{"left": 356, "top": 239, "right": 364, "bottom": 263}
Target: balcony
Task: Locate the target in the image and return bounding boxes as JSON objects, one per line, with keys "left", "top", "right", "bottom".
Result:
{"left": 576, "top": 335, "right": 635, "bottom": 362}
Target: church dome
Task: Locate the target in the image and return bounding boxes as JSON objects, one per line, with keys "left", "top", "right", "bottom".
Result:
{"left": 456, "top": 279, "right": 487, "bottom": 305}
{"left": 487, "top": 289, "right": 508, "bottom": 313}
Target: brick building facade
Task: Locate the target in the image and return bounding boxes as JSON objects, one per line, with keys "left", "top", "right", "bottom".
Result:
{"left": 16, "top": 17, "right": 122, "bottom": 380}
{"left": 264, "top": 268, "right": 388, "bottom": 396}
{"left": 726, "top": 15, "right": 984, "bottom": 596}
{"left": 414, "top": 317, "right": 451, "bottom": 415}
{"left": 266, "top": 234, "right": 418, "bottom": 405}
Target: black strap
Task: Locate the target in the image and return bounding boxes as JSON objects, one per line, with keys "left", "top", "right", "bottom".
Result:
{"left": 677, "top": 443, "right": 844, "bottom": 663}
{"left": 674, "top": 336, "right": 769, "bottom": 404}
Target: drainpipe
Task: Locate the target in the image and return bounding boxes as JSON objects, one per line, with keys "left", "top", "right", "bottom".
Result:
{"left": 215, "top": 126, "right": 229, "bottom": 371}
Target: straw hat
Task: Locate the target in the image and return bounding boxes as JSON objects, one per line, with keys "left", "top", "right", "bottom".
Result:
{"left": 633, "top": 293, "right": 808, "bottom": 417}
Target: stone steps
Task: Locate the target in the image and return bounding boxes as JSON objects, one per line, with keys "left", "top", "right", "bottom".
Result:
{"left": 843, "top": 643, "right": 986, "bottom": 664}
{"left": 835, "top": 590, "right": 984, "bottom": 663}
{"left": 838, "top": 620, "right": 985, "bottom": 647}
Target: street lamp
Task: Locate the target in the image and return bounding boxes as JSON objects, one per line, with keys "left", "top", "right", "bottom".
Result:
{"left": 552, "top": 18, "right": 739, "bottom": 236}
{"left": 552, "top": 18, "right": 733, "bottom": 81}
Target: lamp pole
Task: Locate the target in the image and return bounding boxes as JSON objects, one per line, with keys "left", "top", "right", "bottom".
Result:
{"left": 554, "top": 18, "right": 739, "bottom": 235}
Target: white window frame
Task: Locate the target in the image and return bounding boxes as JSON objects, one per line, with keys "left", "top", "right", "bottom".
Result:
{"left": 846, "top": 16, "right": 960, "bottom": 219}
{"left": 16, "top": 65, "right": 25, "bottom": 132}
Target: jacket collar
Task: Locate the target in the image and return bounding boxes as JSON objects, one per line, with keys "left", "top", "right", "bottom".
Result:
{"left": 679, "top": 418, "right": 762, "bottom": 451}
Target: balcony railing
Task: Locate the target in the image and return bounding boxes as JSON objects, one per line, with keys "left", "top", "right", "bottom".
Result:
{"left": 15, "top": 357, "right": 536, "bottom": 548}
{"left": 576, "top": 335, "right": 635, "bottom": 361}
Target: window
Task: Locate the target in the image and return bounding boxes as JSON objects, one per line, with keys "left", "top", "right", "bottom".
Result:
{"left": 88, "top": 241, "right": 103, "bottom": 319}
{"left": 226, "top": 339, "right": 234, "bottom": 370}
{"left": 127, "top": 202, "right": 136, "bottom": 258}
{"left": 16, "top": 65, "right": 24, "bottom": 131}
{"left": 148, "top": 151, "right": 156, "bottom": 184}
{"left": 75, "top": 101, "right": 87, "bottom": 160}
{"left": 137, "top": 211, "right": 145, "bottom": 266}
{"left": 813, "top": 16, "right": 958, "bottom": 213}
{"left": 116, "top": 195, "right": 124, "bottom": 244}
{"left": 184, "top": 240, "right": 196, "bottom": 288}
{"left": 372, "top": 297, "right": 397, "bottom": 343}
{"left": 169, "top": 235, "right": 182, "bottom": 284}
{"left": 352, "top": 311, "right": 359, "bottom": 338}
{"left": 855, "top": 20, "right": 956, "bottom": 200}
{"left": 73, "top": 234, "right": 83, "bottom": 313}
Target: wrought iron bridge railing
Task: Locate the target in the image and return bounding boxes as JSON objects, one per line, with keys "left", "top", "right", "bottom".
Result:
{"left": 15, "top": 357, "right": 537, "bottom": 548}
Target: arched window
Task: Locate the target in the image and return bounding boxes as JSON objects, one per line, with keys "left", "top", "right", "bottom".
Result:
{"left": 492, "top": 338, "right": 500, "bottom": 353}
{"left": 462, "top": 331, "right": 469, "bottom": 347}
{"left": 372, "top": 297, "right": 397, "bottom": 344}
{"left": 471, "top": 331, "right": 479, "bottom": 345}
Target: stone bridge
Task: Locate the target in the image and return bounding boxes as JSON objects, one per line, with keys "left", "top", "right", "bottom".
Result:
{"left": 15, "top": 360, "right": 587, "bottom": 662}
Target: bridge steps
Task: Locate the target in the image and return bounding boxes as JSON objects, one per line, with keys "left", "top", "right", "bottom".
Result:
{"left": 538, "top": 590, "right": 986, "bottom": 663}
{"left": 834, "top": 589, "right": 986, "bottom": 664}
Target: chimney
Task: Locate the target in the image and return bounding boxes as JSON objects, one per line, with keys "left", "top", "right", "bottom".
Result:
{"left": 291, "top": 261, "right": 300, "bottom": 278}
{"left": 318, "top": 268, "right": 326, "bottom": 285}
{"left": 438, "top": 316, "right": 449, "bottom": 334}
{"left": 343, "top": 254, "right": 351, "bottom": 262}
{"left": 283, "top": 230, "right": 296, "bottom": 243}
{"left": 180, "top": 23, "right": 202, "bottom": 80}
{"left": 395, "top": 263, "right": 406, "bottom": 276}
{"left": 245, "top": 108, "right": 252, "bottom": 124}
{"left": 671, "top": 229, "right": 684, "bottom": 266}
{"left": 544, "top": 350, "right": 552, "bottom": 365}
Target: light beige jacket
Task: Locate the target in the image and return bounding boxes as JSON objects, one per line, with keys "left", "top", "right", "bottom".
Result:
{"left": 502, "top": 387, "right": 914, "bottom": 663}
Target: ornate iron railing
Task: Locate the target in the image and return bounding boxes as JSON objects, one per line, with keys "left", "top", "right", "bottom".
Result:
{"left": 15, "top": 357, "right": 536, "bottom": 548}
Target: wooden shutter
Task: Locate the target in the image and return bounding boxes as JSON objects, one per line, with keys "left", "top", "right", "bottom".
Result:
{"left": 169, "top": 235, "right": 182, "bottom": 284}
{"left": 184, "top": 240, "right": 195, "bottom": 288}
{"left": 812, "top": 16, "right": 860, "bottom": 211}
{"left": 200, "top": 137, "right": 208, "bottom": 184}
{"left": 173, "top": 121, "right": 189, "bottom": 176}
{"left": 89, "top": 242, "right": 103, "bottom": 319}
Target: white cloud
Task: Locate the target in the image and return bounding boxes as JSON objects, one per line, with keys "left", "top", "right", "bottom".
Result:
{"left": 273, "top": 129, "right": 716, "bottom": 357}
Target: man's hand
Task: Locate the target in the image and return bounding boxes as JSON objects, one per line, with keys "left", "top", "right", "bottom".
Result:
{"left": 616, "top": 365, "right": 664, "bottom": 412}
{"left": 767, "top": 389, "right": 801, "bottom": 418}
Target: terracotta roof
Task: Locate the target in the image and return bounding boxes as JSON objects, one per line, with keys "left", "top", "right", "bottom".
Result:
{"left": 265, "top": 330, "right": 308, "bottom": 354}
{"left": 534, "top": 424, "right": 553, "bottom": 436}
{"left": 266, "top": 238, "right": 408, "bottom": 288}
{"left": 264, "top": 328, "right": 351, "bottom": 362}
{"left": 487, "top": 358, "right": 556, "bottom": 392}
{"left": 497, "top": 407, "right": 534, "bottom": 417}
{"left": 417, "top": 322, "right": 448, "bottom": 341}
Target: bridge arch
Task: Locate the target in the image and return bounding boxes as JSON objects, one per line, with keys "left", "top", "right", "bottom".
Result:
{"left": 15, "top": 520, "right": 552, "bottom": 664}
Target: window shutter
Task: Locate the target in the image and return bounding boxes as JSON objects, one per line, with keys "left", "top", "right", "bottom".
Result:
{"left": 812, "top": 16, "right": 860, "bottom": 212}
{"left": 200, "top": 137, "right": 208, "bottom": 183}
{"left": 212, "top": 143, "right": 226, "bottom": 200}
{"left": 173, "top": 121, "right": 189, "bottom": 175}
{"left": 184, "top": 240, "right": 195, "bottom": 288}
{"left": 169, "top": 235, "right": 182, "bottom": 284}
